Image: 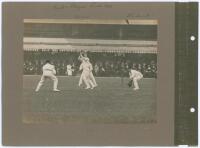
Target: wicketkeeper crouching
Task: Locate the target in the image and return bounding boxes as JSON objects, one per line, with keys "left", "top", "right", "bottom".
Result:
{"left": 128, "top": 68, "right": 143, "bottom": 90}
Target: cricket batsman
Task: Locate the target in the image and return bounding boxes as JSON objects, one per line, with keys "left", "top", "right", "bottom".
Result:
{"left": 79, "top": 57, "right": 95, "bottom": 89}
{"left": 35, "top": 60, "right": 60, "bottom": 92}
{"left": 78, "top": 51, "right": 97, "bottom": 87}
{"left": 129, "top": 68, "right": 143, "bottom": 90}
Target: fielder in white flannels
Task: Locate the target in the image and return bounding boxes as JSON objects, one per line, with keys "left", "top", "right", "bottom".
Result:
{"left": 66, "top": 64, "right": 74, "bottom": 76}
{"left": 35, "top": 60, "right": 60, "bottom": 92}
{"left": 129, "top": 68, "right": 143, "bottom": 90}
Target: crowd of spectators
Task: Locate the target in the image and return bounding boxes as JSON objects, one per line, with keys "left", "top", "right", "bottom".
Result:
{"left": 24, "top": 50, "right": 157, "bottom": 78}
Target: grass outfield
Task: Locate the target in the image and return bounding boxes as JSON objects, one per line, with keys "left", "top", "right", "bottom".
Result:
{"left": 23, "top": 75, "right": 157, "bottom": 124}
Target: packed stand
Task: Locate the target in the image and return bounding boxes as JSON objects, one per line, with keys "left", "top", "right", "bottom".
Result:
{"left": 24, "top": 50, "right": 157, "bottom": 78}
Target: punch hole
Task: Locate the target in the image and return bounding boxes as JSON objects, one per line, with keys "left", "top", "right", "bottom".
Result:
{"left": 190, "top": 36, "right": 196, "bottom": 41}
{"left": 190, "top": 107, "right": 195, "bottom": 113}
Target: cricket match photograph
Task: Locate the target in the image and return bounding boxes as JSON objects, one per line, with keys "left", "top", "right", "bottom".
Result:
{"left": 22, "top": 19, "right": 158, "bottom": 124}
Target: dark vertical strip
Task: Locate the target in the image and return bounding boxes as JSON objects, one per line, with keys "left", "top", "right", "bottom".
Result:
{"left": 175, "top": 2, "right": 198, "bottom": 145}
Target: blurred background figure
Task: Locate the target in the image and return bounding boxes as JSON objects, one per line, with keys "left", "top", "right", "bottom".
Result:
{"left": 66, "top": 64, "right": 74, "bottom": 76}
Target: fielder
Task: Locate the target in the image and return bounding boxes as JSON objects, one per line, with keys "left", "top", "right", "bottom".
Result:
{"left": 66, "top": 64, "right": 74, "bottom": 76}
{"left": 129, "top": 68, "right": 143, "bottom": 90}
{"left": 35, "top": 60, "right": 60, "bottom": 92}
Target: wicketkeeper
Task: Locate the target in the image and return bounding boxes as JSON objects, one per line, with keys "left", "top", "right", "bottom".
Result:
{"left": 128, "top": 68, "right": 143, "bottom": 90}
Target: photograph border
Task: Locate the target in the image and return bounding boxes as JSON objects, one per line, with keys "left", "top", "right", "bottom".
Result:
{"left": 22, "top": 18, "right": 158, "bottom": 124}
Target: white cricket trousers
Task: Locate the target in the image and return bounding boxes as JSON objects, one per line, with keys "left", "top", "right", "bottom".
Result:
{"left": 35, "top": 74, "right": 58, "bottom": 91}
{"left": 78, "top": 71, "right": 94, "bottom": 88}
{"left": 89, "top": 72, "right": 97, "bottom": 86}
{"left": 133, "top": 75, "right": 143, "bottom": 89}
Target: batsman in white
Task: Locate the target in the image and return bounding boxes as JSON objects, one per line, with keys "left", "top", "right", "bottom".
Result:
{"left": 129, "top": 68, "right": 143, "bottom": 90}
{"left": 78, "top": 51, "right": 97, "bottom": 88}
{"left": 79, "top": 58, "right": 95, "bottom": 89}
{"left": 35, "top": 60, "right": 60, "bottom": 92}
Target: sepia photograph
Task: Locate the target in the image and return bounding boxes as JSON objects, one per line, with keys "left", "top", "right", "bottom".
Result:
{"left": 3, "top": 2, "right": 198, "bottom": 146}
{"left": 22, "top": 19, "right": 158, "bottom": 124}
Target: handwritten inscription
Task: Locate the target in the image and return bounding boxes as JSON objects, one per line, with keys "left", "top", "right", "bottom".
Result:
{"left": 54, "top": 3, "right": 112, "bottom": 10}
{"left": 126, "top": 13, "right": 150, "bottom": 18}
{"left": 53, "top": 4, "right": 150, "bottom": 18}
